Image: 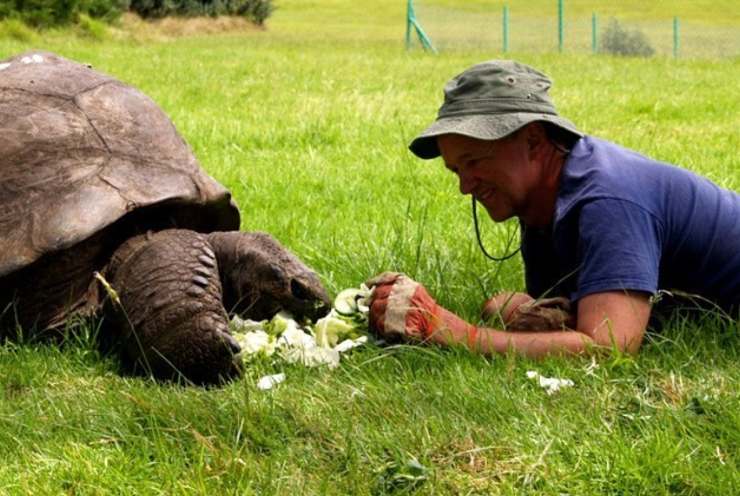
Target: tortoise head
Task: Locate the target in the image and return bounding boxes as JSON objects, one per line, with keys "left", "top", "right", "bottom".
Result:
{"left": 207, "top": 231, "right": 331, "bottom": 322}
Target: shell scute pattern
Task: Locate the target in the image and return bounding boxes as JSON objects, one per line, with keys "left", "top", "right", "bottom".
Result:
{"left": 0, "top": 51, "right": 240, "bottom": 279}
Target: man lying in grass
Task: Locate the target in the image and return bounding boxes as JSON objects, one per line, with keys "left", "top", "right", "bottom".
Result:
{"left": 366, "top": 60, "right": 740, "bottom": 358}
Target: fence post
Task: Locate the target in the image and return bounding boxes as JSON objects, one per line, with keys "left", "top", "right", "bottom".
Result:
{"left": 673, "top": 16, "right": 680, "bottom": 58}
{"left": 558, "top": 0, "right": 564, "bottom": 52}
{"left": 592, "top": 13, "right": 598, "bottom": 53}
{"left": 405, "top": 0, "right": 412, "bottom": 50}
{"left": 503, "top": 5, "right": 509, "bottom": 53}
{"left": 405, "top": 0, "right": 436, "bottom": 53}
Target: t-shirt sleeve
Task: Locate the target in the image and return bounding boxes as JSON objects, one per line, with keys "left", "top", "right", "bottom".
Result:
{"left": 573, "top": 198, "right": 663, "bottom": 301}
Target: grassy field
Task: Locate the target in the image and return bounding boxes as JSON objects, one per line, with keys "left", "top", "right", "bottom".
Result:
{"left": 1, "top": 1, "right": 739, "bottom": 494}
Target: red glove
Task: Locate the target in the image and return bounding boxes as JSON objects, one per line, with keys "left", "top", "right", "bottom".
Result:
{"left": 481, "top": 292, "right": 575, "bottom": 331}
{"left": 365, "top": 272, "right": 448, "bottom": 342}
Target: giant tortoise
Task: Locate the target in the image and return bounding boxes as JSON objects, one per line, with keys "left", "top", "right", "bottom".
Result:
{"left": 0, "top": 51, "right": 330, "bottom": 385}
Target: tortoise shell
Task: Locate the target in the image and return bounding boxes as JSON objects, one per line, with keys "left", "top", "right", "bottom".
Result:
{"left": 0, "top": 51, "right": 240, "bottom": 328}
{"left": 0, "top": 50, "right": 240, "bottom": 276}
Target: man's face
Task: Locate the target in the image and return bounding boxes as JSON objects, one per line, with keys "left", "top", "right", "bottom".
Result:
{"left": 437, "top": 131, "right": 541, "bottom": 223}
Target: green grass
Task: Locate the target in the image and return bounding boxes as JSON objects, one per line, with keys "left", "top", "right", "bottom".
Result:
{"left": 1, "top": 1, "right": 740, "bottom": 494}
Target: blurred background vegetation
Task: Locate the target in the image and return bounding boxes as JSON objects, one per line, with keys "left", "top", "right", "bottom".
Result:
{"left": 0, "top": 0, "right": 273, "bottom": 28}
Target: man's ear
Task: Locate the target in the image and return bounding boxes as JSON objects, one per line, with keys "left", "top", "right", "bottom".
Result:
{"left": 525, "top": 122, "right": 548, "bottom": 158}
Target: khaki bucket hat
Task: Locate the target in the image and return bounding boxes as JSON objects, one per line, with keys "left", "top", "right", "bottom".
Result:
{"left": 409, "top": 60, "right": 582, "bottom": 159}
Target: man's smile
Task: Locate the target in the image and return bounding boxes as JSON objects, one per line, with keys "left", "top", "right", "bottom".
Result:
{"left": 475, "top": 188, "right": 496, "bottom": 202}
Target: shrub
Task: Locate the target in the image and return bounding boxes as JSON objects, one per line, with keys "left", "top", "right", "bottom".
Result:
{"left": 601, "top": 18, "right": 655, "bottom": 57}
{"left": 0, "top": 0, "right": 128, "bottom": 28}
{"left": 127, "top": 0, "right": 172, "bottom": 18}
{"left": 233, "top": 0, "right": 272, "bottom": 25}
{"left": 77, "top": 12, "right": 108, "bottom": 39}
{"left": 129, "top": 0, "right": 274, "bottom": 25}
{"left": 0, "top": 17, "right": 38, "bottom": 41}
{"left": 81, "top": 0, "right": 130, "bottom": 22}
{"left": 0, "top": 0, "right": 78, "bottom": 27}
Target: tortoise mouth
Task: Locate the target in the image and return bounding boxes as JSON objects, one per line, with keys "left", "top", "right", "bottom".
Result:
{"left": 292, "top": 297, "right": 331, "bottom": 322}
{"left": 227, "top": 291, "right": 330, "bottom": 323}
{"left": 289, "top": 279, "right": 331, "bottom": 320}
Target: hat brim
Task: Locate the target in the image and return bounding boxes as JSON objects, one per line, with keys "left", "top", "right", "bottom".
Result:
{"left": 408, "top": 113, "right": 583, "bottom": 159}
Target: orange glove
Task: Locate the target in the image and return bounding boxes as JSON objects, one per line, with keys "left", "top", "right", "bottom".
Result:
{"left": 365, "top": 272, "right": 477, "bottom": 344}
{"left": 481, "top": 292, "right": 575, "bottom": 331}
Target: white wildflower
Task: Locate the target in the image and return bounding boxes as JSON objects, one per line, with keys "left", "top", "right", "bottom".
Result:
{"left": 584, "top": 357, "right": 600, "bottom": 376}
{"left": 257, "top": 373, "right": 285, "bottom": 390}
{"left": 526, "top": 370, "right": 575, "bottom": 395}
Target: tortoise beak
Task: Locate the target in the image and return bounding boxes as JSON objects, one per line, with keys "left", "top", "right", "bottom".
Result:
{"left": 308, "top": 296, "right": 332, "bottom": 321}
{"left": 289, "top": 278, "right": 331, "bottom": 321}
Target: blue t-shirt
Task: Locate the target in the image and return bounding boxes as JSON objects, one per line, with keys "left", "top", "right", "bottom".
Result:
{"left": 522, "top": 136, "right": 740, "bottom": 311}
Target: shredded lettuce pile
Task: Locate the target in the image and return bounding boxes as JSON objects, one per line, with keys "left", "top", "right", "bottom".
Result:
{"left": 230, "top": 284, "right": 372, "bottom": 369}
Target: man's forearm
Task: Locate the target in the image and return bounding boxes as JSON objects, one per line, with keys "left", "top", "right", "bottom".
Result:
{"left": 430, "top": 307, "right": 594, "bottom": 358}
{"left": 473, "top": 327, "right": 594, "bottom": 358}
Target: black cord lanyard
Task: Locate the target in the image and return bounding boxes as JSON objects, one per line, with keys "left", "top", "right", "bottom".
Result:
{"left": 472, "top": 196, "right": 521, "bottom": 262}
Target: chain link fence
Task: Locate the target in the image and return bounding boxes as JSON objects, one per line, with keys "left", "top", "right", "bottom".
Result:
{"left": 410, "top": 2, "right": 740, "bottom": 59}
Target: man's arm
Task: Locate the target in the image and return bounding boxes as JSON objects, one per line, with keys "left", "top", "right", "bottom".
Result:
{"left": 366, "top": 273, "right": 651, "bottom": 359}
{"left": 431, "top": 291, "right": 651, "bottom": 358}
{"left": 575, "top": 291, "right": 650, "bottom": 353}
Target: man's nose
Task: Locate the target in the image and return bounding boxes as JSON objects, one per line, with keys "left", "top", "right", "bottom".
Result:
{"left": 458, "top": 172, "right": 478, "bottom": 195}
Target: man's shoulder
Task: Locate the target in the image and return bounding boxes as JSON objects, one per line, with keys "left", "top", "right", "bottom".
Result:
{"left": 565, "top": 136, "right": 668, "bottom": 187}
{"left": 556, "top": 136, "right": 686, "bottom": 222}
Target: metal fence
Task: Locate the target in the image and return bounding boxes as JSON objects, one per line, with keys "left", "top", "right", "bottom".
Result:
{"left": 408, "top": 1, "right": 740, "bottom": 59}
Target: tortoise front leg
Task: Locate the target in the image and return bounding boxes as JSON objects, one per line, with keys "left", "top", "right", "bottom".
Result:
{"left": 104, "top": 229, "right": 241, "bottom": 385}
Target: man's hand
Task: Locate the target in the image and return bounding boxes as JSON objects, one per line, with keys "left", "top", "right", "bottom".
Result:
{"left": 477, "top": 290, "right": 650, "bottom": 357}
{"left": 365, "top": 272, "right": 443, "bottom": 341}
{"left": 482, "top": 292, "right": 575, "bottom": 331}
{"left": 365, "top": 272, "right": 478, "bottom": 346}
